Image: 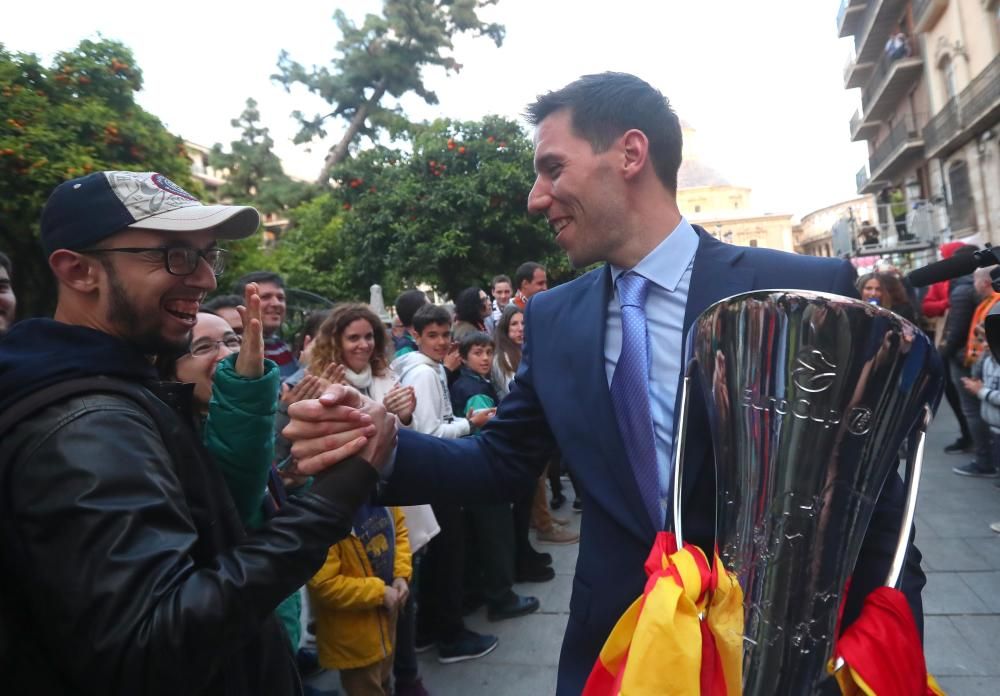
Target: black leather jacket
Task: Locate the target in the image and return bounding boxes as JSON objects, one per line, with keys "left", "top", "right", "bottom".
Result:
{"left": 0, "top": 374, "right": 376, "bottom": 695}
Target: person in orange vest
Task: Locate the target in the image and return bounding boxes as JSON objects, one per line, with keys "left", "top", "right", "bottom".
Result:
{"left": 965, "top": 267, "right": 1000, "bottom": 370}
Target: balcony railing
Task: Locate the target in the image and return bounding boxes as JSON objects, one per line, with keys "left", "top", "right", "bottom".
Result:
{"left": 923, "top": 99, "right": 961, "bottom": 156}
{"left": 856, "top": 165, "right": 870, "bottom": 194}
{"left": 869, "top": 113, "right": 924, "bottom": 181}
{"left": 924, "top": 54, "right": 1000, "bottom": 157}
{"left": 855, "top": 0, "right": 907, "bottom": 65}
{"left": 861, "top": 45, "right": 922, "bottom": 120}
{"left": 850, "top": 109, "right": 881, "bottom": 142}
{"left": 837, "top": 0, "right": 866, "bottom": 38}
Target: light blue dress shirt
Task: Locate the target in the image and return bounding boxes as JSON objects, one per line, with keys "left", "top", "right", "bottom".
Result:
{"left": 605, "top": 218, "right": 699, "bottom": 519}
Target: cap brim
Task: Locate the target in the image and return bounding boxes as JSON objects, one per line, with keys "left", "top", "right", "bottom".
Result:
{"left": 128, "top": 204, "right": 260, "bottom": 239}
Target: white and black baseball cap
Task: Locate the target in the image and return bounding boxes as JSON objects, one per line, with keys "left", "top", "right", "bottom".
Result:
{"left": 40, "top": 171, "right": 260, "bottom": 254}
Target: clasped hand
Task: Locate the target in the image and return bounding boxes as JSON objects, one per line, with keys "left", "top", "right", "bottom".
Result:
{"left": 282, "top": 385, "right": 398, "bottom": 475}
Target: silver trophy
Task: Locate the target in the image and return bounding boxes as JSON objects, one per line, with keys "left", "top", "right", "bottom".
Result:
{"left": 671, "top": 290, "right": 943, "bottom": 694}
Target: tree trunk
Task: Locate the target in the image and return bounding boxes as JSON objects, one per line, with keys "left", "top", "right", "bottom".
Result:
{"left": 317, "top": 81, "right": 388, "bottom": 184}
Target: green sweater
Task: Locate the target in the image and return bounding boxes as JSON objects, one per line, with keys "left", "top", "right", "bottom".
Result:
{"left": 204, "top": 354, "right": 301, "bottom": 648}
{"left": 204, "top": 353, "right": 280, "bottom": 528}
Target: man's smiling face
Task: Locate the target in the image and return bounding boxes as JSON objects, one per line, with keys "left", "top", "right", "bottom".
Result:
{"left": 527, "top": 109, "right": 626, "bottom": 268}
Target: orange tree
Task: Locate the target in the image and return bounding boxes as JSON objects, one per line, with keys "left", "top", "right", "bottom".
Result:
{"left": 0, "top": 39, "right": 196, "bottom": 317}
{"left": 313, "top": 115, "right": 574, "bottom": 301}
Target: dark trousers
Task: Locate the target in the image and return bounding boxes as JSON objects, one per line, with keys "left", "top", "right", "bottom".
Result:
{"left": 547, "top": 458, "right": 564, "bottom": 499}
{"left": 951, "top": 362, "right": 992, "bottom": 468}
{"left": 941, "top": 355, "right": 973, "bottom": 441}
{"left": 464, "top": 503, "right": 516, "bottom": 604}
{"left": 512, "top": 486, "right": 535, "bottom": 567}
{"left": 416, "top": 504, "right": 465, "bottom": 644}
{"left": 393, "top": 548, "right": 423, "bottom": 685}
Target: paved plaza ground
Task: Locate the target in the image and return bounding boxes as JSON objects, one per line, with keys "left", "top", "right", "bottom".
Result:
{"left": 312, "top": 405, "right": 1000, "bottom": 695}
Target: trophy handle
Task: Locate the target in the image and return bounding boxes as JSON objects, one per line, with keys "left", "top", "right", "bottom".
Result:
{"left": 886, "top": 403, "right": 932, "bottom": 588}
{"left": 833, "top": 403, "right": 933, "bottom": 673}
{"left": 671, "top": 361, "right": 697, "bottom": 544}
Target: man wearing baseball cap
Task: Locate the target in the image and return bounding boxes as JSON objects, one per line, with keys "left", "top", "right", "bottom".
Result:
{"left": 0, "top": 172, "right": 397, "bottom": 695}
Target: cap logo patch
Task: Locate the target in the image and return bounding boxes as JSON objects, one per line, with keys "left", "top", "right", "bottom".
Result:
{"left": 150, "top": 173, "right": 198, "bottom": 201}
{"left": 105, "top": 171, "right": 201, "bottom": 223}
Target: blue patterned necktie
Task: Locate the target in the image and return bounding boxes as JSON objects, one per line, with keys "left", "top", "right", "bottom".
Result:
{"left": 610, "top": 271, "right": 662, "bottom": 529}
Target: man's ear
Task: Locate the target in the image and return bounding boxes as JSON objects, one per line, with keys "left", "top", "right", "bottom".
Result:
{"left": 620, "top": 129, "right": 650, "bottom": 182}
{"left": 49, "top": 250, "right": 102, "bottom": 295}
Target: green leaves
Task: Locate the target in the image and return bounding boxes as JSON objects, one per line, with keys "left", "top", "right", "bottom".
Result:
{"left": 0, "top": 39, "right": 195, "bottom": 317}
{"left": 307, "top": 116, "right": 565, "bottom": 301}
{"left": 274, "top": 0, "right": 506, "bottom": 182}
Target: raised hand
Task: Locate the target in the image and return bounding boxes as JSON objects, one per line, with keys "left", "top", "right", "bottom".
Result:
{"left": 383, "top": 383, "right": 416, "bottom": 426}
{"left": 443, "top": 342, "right": 462, "bottom": 372}
{"left": 234, "top": 282, "right": 264, "bottom": 379}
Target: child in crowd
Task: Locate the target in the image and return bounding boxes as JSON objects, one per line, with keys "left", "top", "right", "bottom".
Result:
{"left": 308, "top": 505, "right": 412, "bottom": 696}
{"left": 449, "top": 333, "right": 539, "bottom": 621}
{"left": 390, "top": 304, "right": 498, "bottom": 663}
{"left": 961, "top": 306, "right": 1000, "bottom": 533}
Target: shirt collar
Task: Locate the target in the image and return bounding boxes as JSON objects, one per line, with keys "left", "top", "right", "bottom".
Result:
{"left": 610, "top": 217, "right": 699, "bottom": 293}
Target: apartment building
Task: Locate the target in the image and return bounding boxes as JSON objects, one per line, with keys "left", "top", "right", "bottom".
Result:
{"left": 839, "top": 0, "right": 999, "bottom": 250}
{"left": 676, "top": 124, "right": 796, "bottom": 252}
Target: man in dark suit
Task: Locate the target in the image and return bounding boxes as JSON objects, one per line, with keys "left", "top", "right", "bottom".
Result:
{"left": 285, "top": 72, "right": 924, "bottom": 695}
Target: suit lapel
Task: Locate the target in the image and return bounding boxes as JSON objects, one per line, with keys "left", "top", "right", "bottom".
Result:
{"left": 677, "top": 229, "right": 756, "bottom": 507}
{"left": 565, "top": 266, "right": 655, "bottom": 541}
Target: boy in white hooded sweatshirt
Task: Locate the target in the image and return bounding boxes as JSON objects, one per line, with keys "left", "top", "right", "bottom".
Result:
{"left": 389, "top": 304, "right": 497, "bottom": 664}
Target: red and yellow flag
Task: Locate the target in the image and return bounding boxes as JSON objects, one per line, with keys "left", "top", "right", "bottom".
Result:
{"left": 831, "top": 586, "right": 946, "bottom": 696}
{"left": 582, "top": 532, "right": 743, "bottom": 696}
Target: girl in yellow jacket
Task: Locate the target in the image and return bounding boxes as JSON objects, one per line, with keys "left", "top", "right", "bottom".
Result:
{"left": 309, "top": 504, "right": 412, "bottom": 696}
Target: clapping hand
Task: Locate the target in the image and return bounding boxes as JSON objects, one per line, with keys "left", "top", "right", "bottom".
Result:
{"left": 279, "top": 363, "right": 346, "bottom": 407}
{"left": 383, "top": 384, "right": 416, "bottom": 426}
{"left": 234, "top": 283, "right": 264, "bottom": 379}
{"left": 444, "top": 342, "right": 462, "bottom": 372}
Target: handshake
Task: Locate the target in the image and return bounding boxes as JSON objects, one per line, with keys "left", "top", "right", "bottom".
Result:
{"left": 282, "top": 385, "right": 400, "bottom": 476}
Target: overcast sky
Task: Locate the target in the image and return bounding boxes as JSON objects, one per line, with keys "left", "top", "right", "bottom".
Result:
{"left": 3, "top": 0, "right": 868, "bottom": 219}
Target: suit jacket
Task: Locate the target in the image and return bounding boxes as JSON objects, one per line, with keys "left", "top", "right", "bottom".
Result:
{"left": 384, "top": 229, "right": 925, "bottom": 695}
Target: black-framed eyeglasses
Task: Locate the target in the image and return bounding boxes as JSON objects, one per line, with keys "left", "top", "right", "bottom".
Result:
{"left": 188, "top": 335, "right": 242, "bottom": 358}
{"left": 79, "top": 246, "right": 228, "bottom": 276}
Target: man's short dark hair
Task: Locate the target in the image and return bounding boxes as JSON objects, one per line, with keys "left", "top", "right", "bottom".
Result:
{"left": 0, "top": 251, "right": 12, "bottom": 277}
{"left": 491, "top": 274, "right": 511, "bottom": 289}
{"left": 231, "top": 272, "right": 285, "bottom": 296}
{"left": 526, "top": 72, "right": 683, "bottom": 193}
{"left": 460, "top": 331, "right": 493, "bottom": 359}
{"left": 395, "top": 289, "right": 429, "bottom": 327}
{"left": 412, "top": 304, "right": 452, "bottom": 334}
{"left": 202, "top": 294, "right": 243, "bottom": 313}
{"left": 515, "top": 262, "right": 544, "bottom": 291}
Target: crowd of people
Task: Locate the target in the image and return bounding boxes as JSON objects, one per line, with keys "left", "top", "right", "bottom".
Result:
{"left": 0, "top": 211, "right": 580, "bottom": 696}
{"left": 0, "top": 71, "right": 958, "bottom": 696}
{"left": 857, "top": 244, "right": 1000, "bottom": 532}
{"left": 194, "top": 264, "right": 589, "bottom": 694}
